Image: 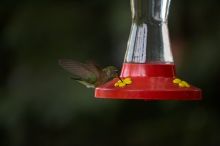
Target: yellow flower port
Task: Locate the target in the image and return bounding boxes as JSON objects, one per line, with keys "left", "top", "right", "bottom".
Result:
{"left": 173, "top": 78, "right": 190, "bottom": 88}
{"left": 114, "top": 78, "right": 132, "bottom": 88}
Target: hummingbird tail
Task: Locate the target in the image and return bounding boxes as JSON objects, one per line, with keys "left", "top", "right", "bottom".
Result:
{"left": 70, "top": 77, "right": 95, "bottom": 88}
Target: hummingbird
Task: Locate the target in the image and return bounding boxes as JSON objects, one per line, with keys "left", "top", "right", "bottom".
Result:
{"left": 59, "top": 59, "right": 120, "bottom": 88}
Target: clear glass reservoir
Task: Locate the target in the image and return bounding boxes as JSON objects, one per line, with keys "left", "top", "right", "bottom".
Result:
{"left": 125, "top": 0, "right": 173, "bottom": 63}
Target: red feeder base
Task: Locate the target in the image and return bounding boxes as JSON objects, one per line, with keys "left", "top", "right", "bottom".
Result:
{"left": 95, "top": 63, "right": 202, "bottom": 100}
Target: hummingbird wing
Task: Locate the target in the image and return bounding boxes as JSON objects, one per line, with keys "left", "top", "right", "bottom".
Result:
{"left": 59, "top": 59, "right": 99, "bottom": 84}
{"left": 84, "top": 61, "right": 102, "bottom": 78}
{"left": 84, "top": 61, "right": 112, "bottom": 86}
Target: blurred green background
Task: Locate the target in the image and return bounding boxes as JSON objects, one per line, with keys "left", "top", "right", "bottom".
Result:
{"left": 0, "top": 0, "right": 220, "bottom": 146}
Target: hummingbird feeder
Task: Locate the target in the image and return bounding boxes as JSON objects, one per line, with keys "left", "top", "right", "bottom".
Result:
{"left": 95, "top": 0, "right": 202, "bottom": 100}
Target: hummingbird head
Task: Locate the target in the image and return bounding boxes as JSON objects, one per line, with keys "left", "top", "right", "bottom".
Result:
{"left": 103, "top": 66, "right": 119, "bottom": 79}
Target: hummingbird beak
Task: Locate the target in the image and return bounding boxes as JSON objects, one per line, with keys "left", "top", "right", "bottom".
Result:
{"left": 116, "top": 74, "right": 123, "bottom": 83}
{"left": 113, "top": 69, "right": 123, "bottom": 83}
